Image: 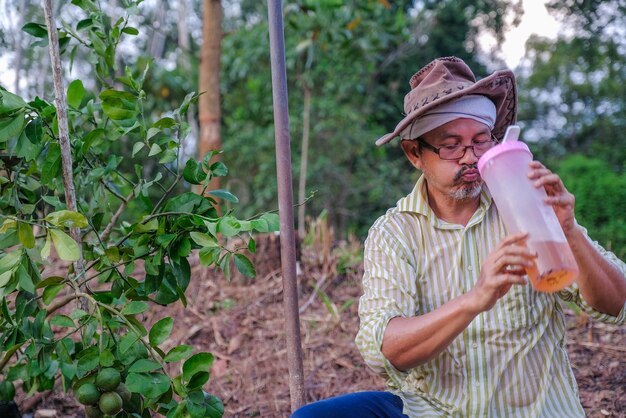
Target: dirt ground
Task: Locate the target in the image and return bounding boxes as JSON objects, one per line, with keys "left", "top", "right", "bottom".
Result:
{"left": 17, "top": 234, "right": 626, "bottom": 418}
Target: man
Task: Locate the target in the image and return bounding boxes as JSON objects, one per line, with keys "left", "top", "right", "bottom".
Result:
{"left": 292, "top": 57, "right": 626, "bottom": 417}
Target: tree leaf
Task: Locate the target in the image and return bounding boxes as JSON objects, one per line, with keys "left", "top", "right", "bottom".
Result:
{"left": 260, "top": 213, "right": 280, "bottom": 231}
{"left": 81, "top": 128, "right": 106, "bottom": 153}
{"left": 41, "top": 143, "right": 61, "bottom": 186}
{"left": 125, "top": 372, "right": 170, "bottom": 399}
{"left": 133, "top": 217, "right": 158, "bottom": 233}
{"left": 45, "top": 210, "right": 88, "bottom": 228}
{"left": 0, "top": 271, "right": 13, "bottom": 288}
{"left": 132, "top": 142, "right": 145, "bottom": 156}
{"left": 0, "top": 219, "right": 16, "bottom": 234}
{"left": 159, "top": 149, "right": 177, "bottom": 164}
{"left": 36, "top": 275, "right": 64, "bottom": 289}
{"left": 148, "top": 143, "right": 162, "bottom": 156}
{"left": 189, "top": 232, "right": 217, "bottom": 247}
{"left": 182, "top": 352, "right": 214, "bottom": 382}
{"left": 0, "top": 89, "right": 27, "bottom": 113}
{"left": 119, "top": 333, "right": 140, "bottom": 354}
{"left": 218, "top": 253, "right": 231, "bottom": 280}
{"left": 16, "top": 119, "right": 43, "bottom": 161}
{"left": 67, "top": 79, "right": 85, "bottom": 109}
{"left": 198, "top": 247, "right": 220, "bottom": 266}
{"left": 22, "top": 22, "right": 48, "bottom": 38}
{"left": 41, "top": 233, "right": 52, "bottom": 260}
{"left": 186, "top": 371, "right": 209, "bottom": 390}
{"left": 49, "top": 229, "right": 80, "bottom": 261}
{"left": 50, "top": 314, "right": 75, "bottom": 328}
{"left": 234, "top": 254, "right": 256, "bottom": 278}
{"left": 77, "top": 347, "right": 100, "bottom": 374}
{"left": 42, "top": 283, "right": 64, "bottom": 305}
{"left": 149, "top": 317, "right": 174, "bottom": 347}
{"left": 183, "top": 159, "right": 206, "bottom": 185}
{"left": 204, "top": 393, "right": 225, "bottom": 418}
{"left": 164, "top": 345, "right": 193, "bottom": 363}
{"left": 209, "top": 161, "right": 228, "bottom": 177}
{"left": 177, "top": 92, "right": 197, "bottom": 116}
{"left": 152, "top": 117, "right": 176, "bottom": 129}
{"left": 0, "top": 115, "right": 25, "bottom": 142}
{"left": 121, "top": 301, "right": 149, "bottom": 315}
{"left": 16, "top": 263, "right": 34, "bottom": 293}
{"left": 122, "top": 26, "right": 139, "bottom": 35}
{"left": 100, "top": 89, "right": 137, "bottom": 120}
{"left": 17, "top": 222, "right": 35, "bottom": 249}
{"left": 0, "top": 250, "right": 21, "bottom": 273}
{"left": 217, "top": 216, "right": 240, "bottom": 237}
{"left": 128, "top": 359, "right": 161, "bottom": 373}
{"left": 206, "top": 189, "right": 239, "bottom": 203}
{"left": 76, "top": 18, "right": 93, "bottom": 31}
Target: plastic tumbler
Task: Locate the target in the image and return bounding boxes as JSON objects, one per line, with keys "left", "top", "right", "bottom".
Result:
{"left": 477, "top": 141, "right": 578, "bottom": 292}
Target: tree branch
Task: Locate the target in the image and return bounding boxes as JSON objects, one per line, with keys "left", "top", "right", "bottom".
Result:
{"left": 43, "top": 0, "right": 86, "bottom": 309}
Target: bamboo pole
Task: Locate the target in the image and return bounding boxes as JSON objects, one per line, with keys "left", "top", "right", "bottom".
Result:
{"left": 297, "top": 82, "right": 311, "bottom": 238}
{"left": 267, "top": 0, "right": 305, "bottom": 411}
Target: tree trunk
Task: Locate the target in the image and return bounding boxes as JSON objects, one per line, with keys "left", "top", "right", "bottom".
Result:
{"left": 297, "top": 82, "right": 311, "bottom": 238}
{"left": 198, "top": 0, "right": 222, "bottom": 192}
{"left": 149, "top": 0, "right": 167, "bottom": 59}
{"left": 178, "top": 0, "right": 199, "bottom": 162}
{"left": 13, "top": 0, "right": 27, "bottom": 94}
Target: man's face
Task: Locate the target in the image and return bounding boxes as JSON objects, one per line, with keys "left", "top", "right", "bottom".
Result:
{"left": 401, "top": 118, "right": 493, "bottom": 202}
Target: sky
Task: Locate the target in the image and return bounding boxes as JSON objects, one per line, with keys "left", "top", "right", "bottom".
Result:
{"left": 497, "top": 0, "right": 562, "bottom": 68}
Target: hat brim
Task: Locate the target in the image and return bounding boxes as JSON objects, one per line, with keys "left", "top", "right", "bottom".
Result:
{"left": 375, "top": 70, "right": 517, "bottom": 146}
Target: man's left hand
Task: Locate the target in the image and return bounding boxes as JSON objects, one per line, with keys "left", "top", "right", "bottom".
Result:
{"left": 528, "top": 161, "right": 576, "bottom": 237}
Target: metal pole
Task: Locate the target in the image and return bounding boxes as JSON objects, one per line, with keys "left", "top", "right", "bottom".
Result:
{"left": 267, "top": 0, "right": 305, "bottom": 411}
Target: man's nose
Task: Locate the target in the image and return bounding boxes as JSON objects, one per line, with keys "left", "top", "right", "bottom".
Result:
{"left": 458, "top": 145, "right": 479, "bottom": 164}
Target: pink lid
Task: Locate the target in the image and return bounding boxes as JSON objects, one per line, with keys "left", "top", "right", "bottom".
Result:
{"left": 477, "top": 141, "right": 533, "bottom": 174}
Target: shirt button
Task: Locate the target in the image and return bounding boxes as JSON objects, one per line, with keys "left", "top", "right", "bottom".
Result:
{"left": 472, "top": 343, "right": 478, "bottom": 349}
{"left": 467, "top": 265, "right": 473, "bottom": 271}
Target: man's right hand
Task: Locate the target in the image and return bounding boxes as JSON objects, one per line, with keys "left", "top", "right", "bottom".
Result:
{"left": 469, "top": 232, "right": 535, "bottom": 312}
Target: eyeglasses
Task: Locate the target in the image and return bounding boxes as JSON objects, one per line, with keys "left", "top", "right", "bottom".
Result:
{"left": 416, "top": 136, "right": 497, "bottom": 160}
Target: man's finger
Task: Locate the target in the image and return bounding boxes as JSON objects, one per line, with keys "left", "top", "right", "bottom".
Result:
{"left": 498, "top": 233, "right": 529, "bottom": 247}
{"left": 532, "top": 173, "right": 563, "bottom": 188}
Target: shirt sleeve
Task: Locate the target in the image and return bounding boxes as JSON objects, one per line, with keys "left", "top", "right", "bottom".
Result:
{"left": 557, "top": 226, "right": 626, "bottom": 325}
{"left": 355, "top": 217, "right": 419, "bottom": 384}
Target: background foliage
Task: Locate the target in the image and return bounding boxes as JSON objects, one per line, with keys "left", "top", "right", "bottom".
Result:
{"left": 0, "top": 0, "right": 624, "bottom": 415}
{"left": 1, "top": 0, "right": 624, "bottom": 299}
{"left": 0, "top": 0, "right": 626, "bottom": 249}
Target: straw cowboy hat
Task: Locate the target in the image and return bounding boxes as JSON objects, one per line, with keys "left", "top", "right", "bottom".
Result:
{"left": 375, "top": 56, "right": 517, "bottom": 146}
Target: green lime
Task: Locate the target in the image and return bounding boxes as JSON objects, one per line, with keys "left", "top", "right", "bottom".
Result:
{"left": 99, "top": 391, "right": 123, "bottom": 415}
{"left": 75, "top": 382, "right": 100, "bottom": 405}
{"left": 114, "top": 382, "right": 132, "bottom": 405}
{"left": 0, "top": 380, "right": 15, "bottom": 401}
{"left": 84, "top": 405, "right": 104, "bottom": 418}
{"left": 95, "top": 368, "right": 121, "bottom": 391}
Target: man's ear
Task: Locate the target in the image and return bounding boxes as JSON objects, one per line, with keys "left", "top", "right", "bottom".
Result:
{"left": 401, "top": 139, "right": 422, "bottom": 170}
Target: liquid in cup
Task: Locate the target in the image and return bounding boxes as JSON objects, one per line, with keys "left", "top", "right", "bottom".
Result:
{"left": 523, "top": 240, "right": 578, "bottom": 292}
{"left": 477, "top": 133, "right": 578, "bottom": 293}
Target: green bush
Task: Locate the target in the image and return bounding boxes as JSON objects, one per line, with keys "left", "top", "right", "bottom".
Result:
{"left": 556, "top": 154, "right": 626, "bottom": 258}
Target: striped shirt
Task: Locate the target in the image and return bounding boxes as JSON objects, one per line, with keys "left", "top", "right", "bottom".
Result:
{"left": 356, "top": 175, "right": 626, "bottom": 418}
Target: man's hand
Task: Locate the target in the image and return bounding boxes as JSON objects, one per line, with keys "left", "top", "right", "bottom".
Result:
{"left": 528, "top": 161, "right": 577, "bottom": 237}
{"left": 470, "top": 233, "right": 535, "bottom": 312}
